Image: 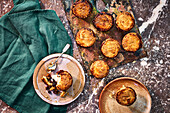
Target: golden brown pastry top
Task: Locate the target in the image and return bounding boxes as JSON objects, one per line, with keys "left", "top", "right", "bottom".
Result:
{"left": 116, "top": 86, "right": 137, "bottom": 106}
{"left": 90, "top": 60, "right": 109, "bottom": 78}
{"left": 101, "top": 38, "right": 120, "bottom": 58}
{"left": 116, "top": 12, "right": 135, "bottom": 31}
{"left": 42, "top": 70, "right": 73, "bottom": 97}
{"left": 93, "top": 12, "right": 114, "bottom": 31}
{"left": 122, "top": 32, "right": 141, "bottom": 52}
{"left": 56, "top": 70, "right": 73, "bottom": 91}
{"left": 76, "top": 28, "right": 96, "bottom": 47}
{"left": 72, "top": 0, "right": 92, "bottom": 19}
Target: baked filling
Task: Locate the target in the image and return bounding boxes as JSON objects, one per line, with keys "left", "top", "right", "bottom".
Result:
{"left": 42, "top": 70, "right": 73, "bottom": 97}
{"left": 116, "top": 86, "right": 137, "bottom": 106}
{"left": 72, "top": 0, "right": 92, "bottom": 19}
{"left": 122, "top": 32, "right": 141, "bottom": 52}
{"left": 93, "top": 12, "right": 114, "bottom": 31}
{"left": 101, "top": 38, "right": 120, "bottom": 58}
{"left": 116, "top": 12, "right": 135, "bottom": 31}
{"left": 90, "top": 60, "right": 109, "bottom": 78}
{"left": 76, "top": 28, "right": 96, "bottom": 47}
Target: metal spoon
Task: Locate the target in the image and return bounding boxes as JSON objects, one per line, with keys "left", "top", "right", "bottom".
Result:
{"left": 47, "top": 44, "right": 70, "bottom": 73}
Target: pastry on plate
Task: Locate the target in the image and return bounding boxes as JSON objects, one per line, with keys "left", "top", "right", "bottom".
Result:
{"left": 90, "top": 60, "right": 109, "bottom": 78}
{"left": 116, "top": 12, "right": 135, "bottom": 31}
{"left": 101, "top": 38, "right": 120, "bottom": 58}
{"left": 55, "top": 70, "right": 73, "bottom": 91}
{"left": 76, "top": 28, "right": 96, "bottom": 47}
{"left": 42, "top": 70, "right": 73, "bottom": 97}
{"left": 72, "top": 0, "right": 92, "bottom": 19}
{"left": 116, "top": 85, "right": 137, "bottom": 106}
{"left": 122, "top": 32, "right": 141, "bottom": 52}
{"left": 93, "top": 12, "right": 114, "bottom": 31}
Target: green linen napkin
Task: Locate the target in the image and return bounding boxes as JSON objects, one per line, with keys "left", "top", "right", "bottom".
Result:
{"left": 0, "top": 0, "right": 73, "bottom": 112}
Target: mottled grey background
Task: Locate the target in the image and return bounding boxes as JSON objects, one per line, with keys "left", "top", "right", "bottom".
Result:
{"left": 0, "top": 0, "right": 169, "bottom": 113}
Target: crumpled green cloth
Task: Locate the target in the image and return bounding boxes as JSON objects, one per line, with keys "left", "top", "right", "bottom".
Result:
{"left": 0, "top": 0, "right": 73, "bottom": 112}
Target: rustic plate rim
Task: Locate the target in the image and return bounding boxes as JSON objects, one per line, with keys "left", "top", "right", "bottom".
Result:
{"left": 99, "top": 77, "right": 152, "bottom": 113}
{"left": 33, "top": 53, "right": 85, "bottom": 105}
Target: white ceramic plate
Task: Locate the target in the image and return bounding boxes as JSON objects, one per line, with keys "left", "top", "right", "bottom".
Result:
{"left": 33, "top": 54, "right": 85, "bottom": 105}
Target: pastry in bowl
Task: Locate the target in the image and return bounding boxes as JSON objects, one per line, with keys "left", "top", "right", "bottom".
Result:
{"left": 122, "top": 32, "right": 141, "bottom": 52}
{"left": 76, "top": 28, "right": 96, "bottom": 47}
{"left": 42, "top": 70, "right": 73, "bottom": 97}
{"left": 90, "top": 60, "right": 109, "bottom": 78}
{"left": 93, "top": 12, "right": 114, "bottom": 31}
{"left": 116, "top": 12, "right": 135, "bottom": 31}
{"left": 72, "top": 0, "right": 92, "bottom": 19}
{"left": 101, "top": 38, "right": 120, "bottom": 58}
{"left": 116, "top": 85, "right": 137, "bottom": 106}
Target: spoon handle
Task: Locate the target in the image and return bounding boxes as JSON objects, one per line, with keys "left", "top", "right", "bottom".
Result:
{"left": 54, "top": 44, "right": 70, "bottom": 64}
{"left": 62, "top": 44, "right": 70, "bottom": 53}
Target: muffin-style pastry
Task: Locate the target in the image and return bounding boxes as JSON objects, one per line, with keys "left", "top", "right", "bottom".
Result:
{"left": 72, "top": 0, "right": 92, "bottom": 19}
{"left": 116, "top": 12, "right": 135, "bottom": 31}
{"left": 101, "top": 38, "right": 120, "bottom": 58}
{"left": 42, "top": 70, "right": 72, "bottom": 97}
{"left": 93, "top": 12, "right": 114, "bottom": 31}
{"left": 76, "top": 28, "right": 96, "bottom": 47}
{"left": 116, "top": 86, "right": 137, "bottom": 106}
{"left": 54, "top": 70, "right": 73, "bottom": 91}
{"left": 122, "top": 32, "right": 141, "bottom": 52}
{"left": 90, "top": 60, "right": 109, "bottom": 78}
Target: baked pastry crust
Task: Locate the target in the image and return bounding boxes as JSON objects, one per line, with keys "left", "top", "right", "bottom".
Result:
{"left": 93, "top": 12, "right": 114, "bottom": 31}
{"left": 116, "top": 86, "right": 137, "bottom": 106}
{"left": 122, "top": 32, "right": 141, "bottom": 52}
{"left": 90, "top": 60, "right": 109, "bottom": 78}
{"left": 76, "top": 28, "right": 96, "bottom": 47}
{"left": 42, "top": 70, "right": 73, "bottom": 97}
{"left": 101, "top": 38, "right": 120, "bottom": 58}
{"left": 56, "top": 70, "right": 73, "bottom": 91}
{"left": 72, "top": 0, "right": 92, "bottom": 19}
{"left": 116, "top": 12, "right": 135, "bottom": 31}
